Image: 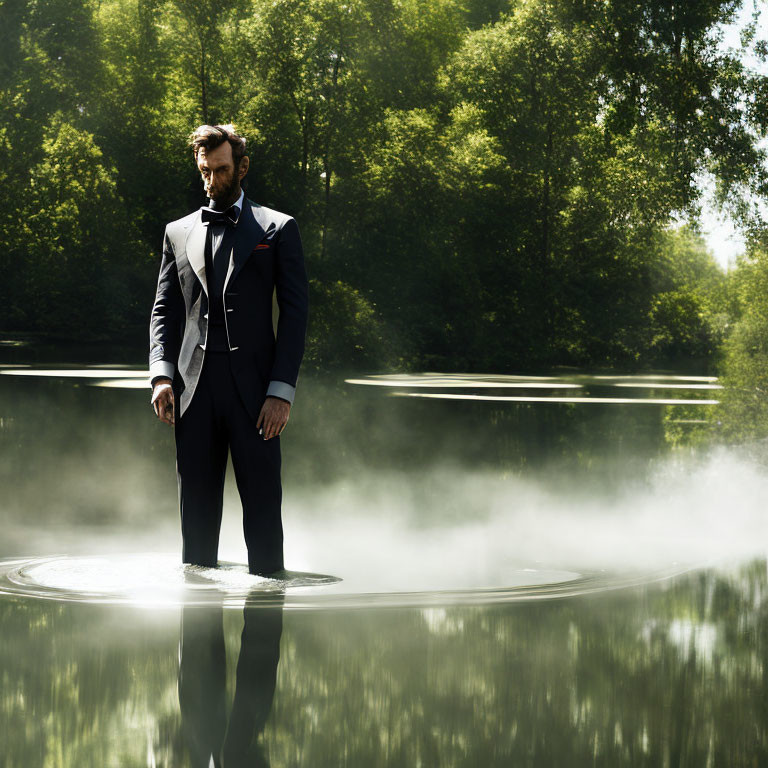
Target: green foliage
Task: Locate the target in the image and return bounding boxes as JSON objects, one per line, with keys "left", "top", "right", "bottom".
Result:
{"left": 645, "top": 227, "right": 727, "bottom": 363}
{"left": 1, "top": 0, "right": 766, "bottom": 373}
{"left": 713, "top": 249, "right": 768, "bottom": 442}
{"left": 648, "top": 289, "right": 711, "bottom": 359}
{"left": 0, "top": 115, "right": 151, "bottom": 337}
{"left": 305, "top": 278, "right": 398, "bottom": 371}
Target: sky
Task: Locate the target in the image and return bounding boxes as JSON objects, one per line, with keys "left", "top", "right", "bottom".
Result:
{"left": 700, "top": 0, "right": 767, "bottom": 270}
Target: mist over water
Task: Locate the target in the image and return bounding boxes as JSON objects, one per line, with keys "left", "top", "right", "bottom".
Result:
{"left": 286, "top": 446, "right": 768, "bottom": 580}
{"left": 0, "top": 364, "right": 760, "bottom": 602}
{"left": 6, "top": 360, "right": 768, "bottom": 767}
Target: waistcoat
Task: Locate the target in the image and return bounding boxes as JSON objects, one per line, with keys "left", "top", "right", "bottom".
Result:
{"left": 204, "top": 224, "right": 238, "bottom": 352}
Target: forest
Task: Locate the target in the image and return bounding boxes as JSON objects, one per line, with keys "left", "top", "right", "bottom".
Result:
{"left": 1, "top": 0, "right": 767, "bottom": 380}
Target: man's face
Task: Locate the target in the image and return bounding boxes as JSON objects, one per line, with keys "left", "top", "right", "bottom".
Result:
{"left": 197, "top": 142, "right": 242, "bottom": 204}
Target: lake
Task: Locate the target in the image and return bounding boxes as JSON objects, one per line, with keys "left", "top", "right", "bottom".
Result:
{"left": 1, "top": 350, "right": 766, "bottom": 766}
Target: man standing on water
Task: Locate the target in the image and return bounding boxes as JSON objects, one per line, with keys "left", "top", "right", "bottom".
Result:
{"left": 149, "top": 124, "right": 308, "bottom": 576}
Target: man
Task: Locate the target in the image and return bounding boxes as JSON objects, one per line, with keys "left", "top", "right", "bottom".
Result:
{"left": 149, "top": 124, "right": 308, "bottom": 576}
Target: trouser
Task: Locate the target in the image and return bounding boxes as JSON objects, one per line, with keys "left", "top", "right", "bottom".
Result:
{"left": 175, "top": 351, "right": 284, "bottom": 575}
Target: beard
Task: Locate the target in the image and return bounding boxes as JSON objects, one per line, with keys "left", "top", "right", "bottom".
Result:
{"left": 207, "top": 164, "right": 241, "bottom": 209}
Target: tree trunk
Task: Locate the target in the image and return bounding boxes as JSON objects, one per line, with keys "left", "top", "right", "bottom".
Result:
{"left": 321, "top": 159, "right": 331, "bottom": 259}
{"left": 200, "top": 36, "right": 208, "bottom": 124}
{"left": 542, "top": 125, "right": 552, "bottom": 262}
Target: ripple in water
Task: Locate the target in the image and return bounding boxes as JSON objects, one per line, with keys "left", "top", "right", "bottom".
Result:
{"left": 0, "top": 553, "right": 690, "bottom": 609}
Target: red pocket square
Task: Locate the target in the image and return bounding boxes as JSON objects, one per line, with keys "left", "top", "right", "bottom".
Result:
{"left": 252, "top": 243, "right": 270, "bottom": 251}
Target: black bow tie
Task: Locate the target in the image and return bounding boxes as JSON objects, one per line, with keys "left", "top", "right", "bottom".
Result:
{"left": 201, "top": 205, "right": 239, "bottom": 227}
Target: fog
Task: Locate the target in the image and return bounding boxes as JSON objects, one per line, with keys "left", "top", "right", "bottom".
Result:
{"left": 1, "top": 367, "right": 764, "bottom": 604}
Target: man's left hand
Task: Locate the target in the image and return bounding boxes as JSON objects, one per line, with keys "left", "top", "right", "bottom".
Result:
{"left": 257, "top": 396, "right": 291, "bottom": 439}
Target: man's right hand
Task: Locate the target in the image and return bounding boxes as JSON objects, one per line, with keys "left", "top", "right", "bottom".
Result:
{"left": 151, "top": 378, "right": 175, "bottom": 426}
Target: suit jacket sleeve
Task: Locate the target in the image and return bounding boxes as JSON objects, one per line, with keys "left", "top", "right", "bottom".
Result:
{"left": 269, "top": 216, "right": 309, "bottom": 395}
{"left": 148, "top": 226, "right": 184, "bottom": 386}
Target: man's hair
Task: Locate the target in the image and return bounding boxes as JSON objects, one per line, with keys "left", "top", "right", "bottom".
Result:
{"left": 189, "top": 124, "right": 247, "bottom": 166}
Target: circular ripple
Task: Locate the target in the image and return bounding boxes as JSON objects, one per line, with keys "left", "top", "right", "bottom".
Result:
{"left": 0, "top": 554, "right": 340, "bottom": 607}
{"left": 0, "top": 553, "right": 692, "bottom": 609}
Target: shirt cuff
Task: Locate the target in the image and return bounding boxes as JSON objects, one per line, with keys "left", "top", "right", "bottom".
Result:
{"left": 149, "top": 360, "right": 175, "bottom": 388}
{"left": 266, "top": 380, "right": 296, "bottom": 404}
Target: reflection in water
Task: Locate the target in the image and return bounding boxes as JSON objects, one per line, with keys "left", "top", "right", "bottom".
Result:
{"left": 346, "top": 372, "right": 721, "bottom": 405}
{"left": 345, "top": 373, "right": 720, "bottom": 385}
{"left": 3, "top": 561, "right": 768, "bottom": 765}
{"left": 0, "top": 368, "right": 148, "bottom": 378}
{"left": 179, "top": 592, "right": 284, "bottom": 767}
{"left": 92, "top": 379, "right": 151, "bottom": 388}
{"left": 346, "top": 377, "right": 583, "bottom": 389}
{"left": 614, "top": 382, "right": 722, "bottom": 390}
{"left": 392, "top": 391, "right": 720, "bottom": 405}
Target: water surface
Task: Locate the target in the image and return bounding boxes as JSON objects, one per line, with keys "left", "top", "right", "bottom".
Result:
{"left": 1, "top": 359, "right": 766, "bottom": 766}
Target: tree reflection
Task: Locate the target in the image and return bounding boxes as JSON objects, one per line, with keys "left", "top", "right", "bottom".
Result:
{"left": 3, "top": 563, "right": 768, "bottom": 765}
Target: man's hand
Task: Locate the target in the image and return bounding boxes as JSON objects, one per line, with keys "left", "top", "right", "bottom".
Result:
{"left": 151, "top": 378, "right": 175, "bottom": 426}
{"left": 257, "top": 396, "right": 291, "bottom": 439}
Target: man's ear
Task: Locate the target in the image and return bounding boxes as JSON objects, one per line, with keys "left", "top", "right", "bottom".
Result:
{"left": 239, "top": 155, "right": 249, "bottom": 180}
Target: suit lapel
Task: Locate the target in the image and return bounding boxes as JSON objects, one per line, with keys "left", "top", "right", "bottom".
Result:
{"left": 183, "top": 199, "right": 267, "bottom": 296}
{"left": 223, "top": 199, "right": 266, "bottom": 294}
{"left": 184, "top": 211, "right": 208, "bottom": 295}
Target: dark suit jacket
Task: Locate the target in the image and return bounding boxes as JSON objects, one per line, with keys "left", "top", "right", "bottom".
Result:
{"left": 149, "top": 198, "right": 309, "bottom": 420}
